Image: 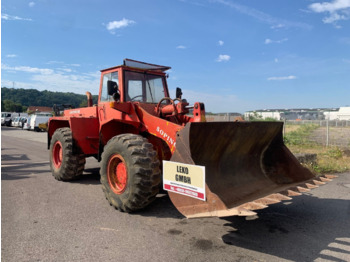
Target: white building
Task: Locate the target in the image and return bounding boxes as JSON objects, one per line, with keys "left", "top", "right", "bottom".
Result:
{"left": 245, "top": 107, "right": 350, "bottom": 121}
{"left": 244, "top": 111, "right": 282, "bottom": 120}
{"left": 324, "top": 107, "right": 350, "bottom": 120}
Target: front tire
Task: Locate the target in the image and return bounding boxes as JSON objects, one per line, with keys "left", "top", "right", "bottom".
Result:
{"left": 49, "top": 127, "right": 86, "bottom": 181}
{"left": 100, "top": 134, "right": 161, "bottom": 212}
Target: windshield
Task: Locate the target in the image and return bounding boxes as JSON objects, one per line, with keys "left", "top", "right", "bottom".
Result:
{"left": 124, "top": 71, "right": 167, "bottom": 103}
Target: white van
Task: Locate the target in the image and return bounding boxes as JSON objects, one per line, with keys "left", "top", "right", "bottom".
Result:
{"left": 1, "top": 112, "right": 12, "bottom": 126}
{"left": 30, "top": 113, "right": 53, "bottom": 131}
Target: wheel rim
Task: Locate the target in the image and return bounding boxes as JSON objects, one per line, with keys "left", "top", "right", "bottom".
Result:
{"left": 107, "top": 154, "right": 128, "bottom": 194}
{"left": 52, "top": 141, "right": 63, "bottom": 169}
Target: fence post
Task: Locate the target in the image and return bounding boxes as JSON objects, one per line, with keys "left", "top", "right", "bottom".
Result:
{"left": 326, "top": 118, "right": 329, "bottom": 147}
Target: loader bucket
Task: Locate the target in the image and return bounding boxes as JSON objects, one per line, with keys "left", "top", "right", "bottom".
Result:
{"left": 169, "top": 122, "right": 328, "bottom": 218}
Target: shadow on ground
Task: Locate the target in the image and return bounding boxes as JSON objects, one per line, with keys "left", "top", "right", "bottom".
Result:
{"left": 74, "top": 168, "right": 101, "bottom": 185}
{"left": 221, "top": 194, "right": 350, "bottom": 261}
{"left": 1, "top": 157, "right": 49, "bottom": 180}
{"left": 132, "top": 193, "right": 184, "bottom": 219}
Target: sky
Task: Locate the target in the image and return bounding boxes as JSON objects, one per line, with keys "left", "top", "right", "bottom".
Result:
{"left": 1, "top": 0, "right": 350, "bottom": 113}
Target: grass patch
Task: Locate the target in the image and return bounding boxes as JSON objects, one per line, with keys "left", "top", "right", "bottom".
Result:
{"left": 314, "top": 147, "right": 349, "bottom": 174}
{"left": 284, "top": 124, "right": 319, "bottom": 146}
{"left": 285, "top": 125, "right": 350, "bottom": 174}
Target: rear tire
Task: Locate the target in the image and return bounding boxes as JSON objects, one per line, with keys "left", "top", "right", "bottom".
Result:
{"left": 49, "top": 127, "right": 86, "bottom": 181}
{"left": 100, "top": 134, "right": 161, "bottom": 212}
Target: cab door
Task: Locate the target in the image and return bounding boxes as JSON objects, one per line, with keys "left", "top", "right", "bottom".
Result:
{"left": 98, "top": 70, "right": 121, "bottom": 125}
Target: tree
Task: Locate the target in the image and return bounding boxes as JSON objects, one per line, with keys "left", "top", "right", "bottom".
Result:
{"left": 1, "top": 87, "right": 99, "bottom": 110}
{"left": 248, "top": 111, "right": 263, "bottom": 121}
{"left": 79, "top": 100, "right": 88, "bottom": 107}
{"left": 3, "top": 99, "right": 25, "bottom": 112}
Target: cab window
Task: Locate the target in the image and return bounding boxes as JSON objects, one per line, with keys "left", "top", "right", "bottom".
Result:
{"left": 100, "top": 72, "right": 119, "bottom": 102}
{"left": 124, "top": 71, "right": 166, "bottom": 103}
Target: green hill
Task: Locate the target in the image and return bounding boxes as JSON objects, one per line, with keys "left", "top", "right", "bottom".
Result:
{"left": 1, "top": 87, "right": 98, "bottom": 112}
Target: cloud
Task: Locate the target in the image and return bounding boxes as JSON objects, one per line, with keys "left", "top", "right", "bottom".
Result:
{"left": 274, "top": 58, "right": 279, "bottom": 63}
{"left": 267, "top": 75, "right": 297, "bottom": 81}
{"left": 106, "top": 18, "right": 135, "bottom": 34}
{"left": 2, "top": 64, "right": 53, "bottom": 75}
{"left": 176, "top": 45, "right": 186, "bottom": 49}
{"left": 29, "top": 2, "right": 35, "bottom": 7}
{"left": 218, "top": 40, "right": 224, "bottom": 46}
{"left": 216, "top": 54, "right": 231, "bottom": 62}
{"left": 1, "top": 64, "right": 100, "bottom": 94}
{"left": 213, "top": 0, "right": 312, "bottom": 30}
{"left": 270, "top": 24, "right": 285, "bottom": 29}
{"left": 46, "top": 61, "right": 64, "bottom": 64}
{"left": 309, "top": 0, "right": 350, "bottom": 26}
{"left": 6, "top": 54, "right": 17, "bottom": 58}
{"left": 1, "top": 13, "right": 32, "bottom": 21}
{"left": 57, "top": 68, "right": 73, "bottom": 73}
{"left": 309, "top": 0, "right": 350, "bottom": 12}
{"left": 265, "top": 38, "right": 288, "bottom": 44}
{"left": 46, "top": 61, "right": 80, "bottom": 67}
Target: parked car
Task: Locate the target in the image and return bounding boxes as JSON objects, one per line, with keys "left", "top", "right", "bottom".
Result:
{"left": 12, "top": 117, "right": 21, "bottom": 127}
{"left": 19, "top": 117, "right": 27, "bottom": 128}
{"left": 1, "top": 112, "right": 12, "bottom": 126}
{"left": 30, "top": 113, "right": 53, "bottom": 131}
{"left": 22, "top": 117, "right": 31, "bottom": 130}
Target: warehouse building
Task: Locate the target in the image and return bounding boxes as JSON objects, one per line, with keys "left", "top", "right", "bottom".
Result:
{"left": 244, "top": 107, "right": 350, "bottom": 121}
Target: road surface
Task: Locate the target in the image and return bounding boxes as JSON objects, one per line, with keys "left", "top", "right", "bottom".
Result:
{"left": 1, "top": 126, "right": 350, "bottom": 261}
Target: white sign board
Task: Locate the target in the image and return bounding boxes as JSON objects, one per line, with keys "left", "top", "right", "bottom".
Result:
{"left": 163, "top": 160, "right": 206, "bottom": 201}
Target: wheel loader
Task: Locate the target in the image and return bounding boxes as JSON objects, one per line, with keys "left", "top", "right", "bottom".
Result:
{"left": 47, "top": 59, "right": 335, "bottom": 218}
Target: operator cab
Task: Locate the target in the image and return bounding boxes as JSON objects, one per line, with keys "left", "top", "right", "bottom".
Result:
{"left": 100, "top": 59, "right": 170, "bottom": 104}
{"left": 99, "top": 59, "right": 192, "bottom": 120}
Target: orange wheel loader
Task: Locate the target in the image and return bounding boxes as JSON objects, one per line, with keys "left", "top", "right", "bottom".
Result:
{"left": 47, "top": 59, "right": 335, "bottom": 218}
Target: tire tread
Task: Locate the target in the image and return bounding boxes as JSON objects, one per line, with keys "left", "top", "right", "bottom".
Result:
{"left": 49, "top": 127, "right": 86, "bottom": 181}
{"left": 100, "top": 134, "right": 161, "bottom": 212}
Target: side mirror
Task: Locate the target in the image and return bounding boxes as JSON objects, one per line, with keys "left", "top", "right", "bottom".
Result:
{"left": 176, "top": 87, "right": 182, "bottom": 99}
{"left": 107, "top": 80, "right": 118, "bottom": 96}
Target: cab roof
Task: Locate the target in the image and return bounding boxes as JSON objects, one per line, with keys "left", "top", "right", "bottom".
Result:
{"left": 101, "top": 58, "right": 171, "bottom": 73}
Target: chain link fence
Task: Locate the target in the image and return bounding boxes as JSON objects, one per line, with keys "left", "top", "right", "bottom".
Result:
{"left": 284, "top": 120, "right": 350, "bottom": 149}
{"left": 203, "top": 115, "right": 350, "bottom": 149}
{"left": 205, "top": 113, "right": 241, "bottom": 122}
